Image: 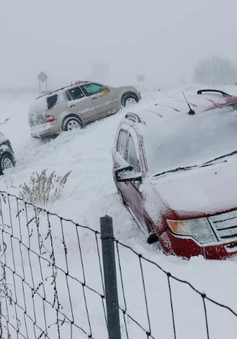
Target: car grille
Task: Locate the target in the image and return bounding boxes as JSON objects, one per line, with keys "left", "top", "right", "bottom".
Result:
{"left": 208, "top": 210, "right": 237, "bottom": 241}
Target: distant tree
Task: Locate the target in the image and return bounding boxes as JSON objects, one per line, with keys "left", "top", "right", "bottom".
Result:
{"left": 193, "top": 56, "right": 237, "bottom": 85}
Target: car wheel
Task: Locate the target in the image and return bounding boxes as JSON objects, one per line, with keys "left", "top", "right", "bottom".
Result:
{"left": 64, "top": 117, "right": 81, "bottom": 131}
{"left": 63, "top": 117, "right": 82, "bottom": 131}
{"left": 146, "top": 221, "right": 159, "bottom": 244}
{"left": 0, "top": 153, "right": 15, "bottom": 175}
{"left": 147, "top": 229, "right": 159, "bottom": 244}
{"left": 122, "top": 94, "right": 138, "bottom": 107}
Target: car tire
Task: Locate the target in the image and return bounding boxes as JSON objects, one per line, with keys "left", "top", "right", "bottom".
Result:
{"left": 146, "top": 221, "right": 159, "bottom": 244}
{"left": 122, "top": 94, "right": 138, "bottom": 107}
{"left": 0, "top": 153, "right": 15, "bottom": 175}
{"left": 63, "top": 117, "right": 82, "bottom": 131}
{"left": 147, "top": 229, "right": 159, "bottom": 244}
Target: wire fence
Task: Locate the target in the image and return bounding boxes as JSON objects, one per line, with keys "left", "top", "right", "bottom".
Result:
{"left": 0, "top": 190, "right": 236, "bottom": 339}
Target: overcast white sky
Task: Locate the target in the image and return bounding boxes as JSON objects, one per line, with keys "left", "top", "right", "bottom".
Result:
{"left": 1, "top": 0, "right": 237, "bottom": 89}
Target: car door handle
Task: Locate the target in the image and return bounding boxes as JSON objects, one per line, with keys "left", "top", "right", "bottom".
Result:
{"left": 69, "top": 104, "right": 75, "bottom": 107}
{"left": 92, "top": 97, "right": 97, "bottom": 100}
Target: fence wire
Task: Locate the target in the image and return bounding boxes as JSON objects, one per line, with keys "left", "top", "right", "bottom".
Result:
{"left": 115, "top": 240, "right": 237, "bottom": 339}
{"left": 0, "top": 191, "right": 236, "bottom": 339}
{"left": 0, "top": 191, "right": 107, "bottom": 339}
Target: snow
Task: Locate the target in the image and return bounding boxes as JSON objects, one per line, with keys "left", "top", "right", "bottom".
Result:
{"left": 28, "top": 94, "right": 47, "bottom": 115}
{"left": 152, "top": 157, "right": 237, "bottom": 215}
{"left": 0, "top": 85, "right": 237, "bottom": 338}
{"left": 139, "top": 98, "right": 237, "bottom": 176}
{"left": 29, "top": 121, "right": 56, "bottom": 135}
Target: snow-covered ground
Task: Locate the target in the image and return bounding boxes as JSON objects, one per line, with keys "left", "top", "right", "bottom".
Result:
{"left": 0, "top": 85, "right": 237, "bottom": 338}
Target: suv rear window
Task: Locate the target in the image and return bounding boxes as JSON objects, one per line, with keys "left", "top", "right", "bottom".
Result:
{"left": 47, "top": 95, "right": 58, "bottom": 110}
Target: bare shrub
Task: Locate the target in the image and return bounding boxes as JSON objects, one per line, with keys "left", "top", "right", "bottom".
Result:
{"left": 19, "top": 169, "right": 71, "bottom": 207}
{"left": 193, "top": 55, "right": 237, "bottom": 85}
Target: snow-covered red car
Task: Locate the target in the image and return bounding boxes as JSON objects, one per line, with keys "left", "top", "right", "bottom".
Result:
{"left": 112, "top": 89, "right": 237, "bottom": 260}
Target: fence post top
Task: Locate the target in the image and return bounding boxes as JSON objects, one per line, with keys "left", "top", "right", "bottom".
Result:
{"left": 100, "top": 215, "right": 114, "bottom": 238}
{"left": 100, "top": 215, "right": 112, "bottom": 221}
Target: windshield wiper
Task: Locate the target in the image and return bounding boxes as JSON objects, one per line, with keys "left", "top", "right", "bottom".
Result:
{"left": 201, "top": 149, "right": 237, "bottom": 166}
{"left": 153, "top": 164, "right": 199, "bottom": 178}
{"left": 153, "top": 149, "right": 237, "bottom": 178}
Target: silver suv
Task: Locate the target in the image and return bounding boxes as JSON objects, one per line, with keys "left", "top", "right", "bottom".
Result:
{"left": 28, "top": 81, "right": 141, "bottom": 138}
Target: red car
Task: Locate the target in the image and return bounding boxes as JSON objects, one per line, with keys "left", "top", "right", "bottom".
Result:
{"left": 112, "top": 89, "right": 237, "bottom": 260}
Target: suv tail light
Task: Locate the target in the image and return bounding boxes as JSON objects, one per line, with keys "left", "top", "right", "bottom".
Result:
{"left": 46, "top": 115, "right": 55, "bottom": 123}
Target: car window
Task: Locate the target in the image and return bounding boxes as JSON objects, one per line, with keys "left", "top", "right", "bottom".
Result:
{"left": 47, "top": 95, "right": 58, "bottom": 110}
{"left": 116, "top": 130, "right": 129, "bottom": 160}
{"left": 83, "top": 83, "right": 106, "bottom": 96}
{"left": 127, "top": 135, "right": 141, "bottom": 172}
{"left": 66, "top": 86, "right": 84, "bottom": 101}
{"left": 143, "top": 105, "right": 237, "bottom": 175}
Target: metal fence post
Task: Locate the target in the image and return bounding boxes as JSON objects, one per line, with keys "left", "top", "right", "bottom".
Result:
{"left": 100, "top": 215, "right": 121, "bottom": 339}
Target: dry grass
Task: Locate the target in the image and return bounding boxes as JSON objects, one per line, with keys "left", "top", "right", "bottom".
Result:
{"left": 19, "top": 169, "right": 71, "bottom": 207}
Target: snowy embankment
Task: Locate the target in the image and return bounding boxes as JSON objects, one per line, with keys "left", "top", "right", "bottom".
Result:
{"left": 0, "top": 85, "right": 236, "bottom": 338}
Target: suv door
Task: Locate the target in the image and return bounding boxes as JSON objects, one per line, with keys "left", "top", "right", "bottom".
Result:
{"left": 82, "top": 83, "right": 120, "bottom": 117}
{"left": 66, "top": 86, "right": 97, "bottom": 124}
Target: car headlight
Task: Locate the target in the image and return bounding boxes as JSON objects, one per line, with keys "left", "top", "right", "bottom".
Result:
{"left": 166, "top": 218, "right": 217, "bottom": 245}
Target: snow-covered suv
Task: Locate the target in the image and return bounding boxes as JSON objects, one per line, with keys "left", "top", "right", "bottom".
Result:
{"left": 28, "top": 80, "right": 141, "bottom": 138}
{"left": 112, "top": 89, "right": 237, "bottom": 260}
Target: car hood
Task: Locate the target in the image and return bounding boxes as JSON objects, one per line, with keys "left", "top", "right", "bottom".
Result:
{"left": 151, "top": 159, "right": 237, "bottom": 218}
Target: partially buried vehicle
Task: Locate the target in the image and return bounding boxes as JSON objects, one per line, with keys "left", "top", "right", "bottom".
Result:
{"left": 112, "top": 89, "right": 237, "bottom": 260}
{"left": 28, "top": 80, "right": 141, "bottom": 138}
{"left": 0, "top": 131, "right": 15, "bottom": 175}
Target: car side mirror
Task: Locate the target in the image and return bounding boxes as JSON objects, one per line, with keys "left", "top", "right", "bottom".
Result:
{"left": 115, "top": 165, "right": 142, "bottom": 183}
{"left": 104, "top": 86, "right": 110, "bottom": 92}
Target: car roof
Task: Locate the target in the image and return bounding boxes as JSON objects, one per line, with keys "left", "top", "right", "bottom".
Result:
{"left": 36, "top": 81, "right": 92, "bottom": 100}
{"left": 123, "top": 89, "right": 237, "bottom": 130}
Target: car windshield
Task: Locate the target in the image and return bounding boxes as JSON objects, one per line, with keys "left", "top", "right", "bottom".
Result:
{"left": 143, "top": 105, "right": 237, "bottom": 176}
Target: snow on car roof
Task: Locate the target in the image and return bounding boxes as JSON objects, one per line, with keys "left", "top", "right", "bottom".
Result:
{"left": 29, "top": 95, "right": 47, "bottom": 114}
{"left": 131, "top": 93, "right": 237, "bottom": 177}
{"left": 133, "top": 93, "right": 237, "bottom": 129}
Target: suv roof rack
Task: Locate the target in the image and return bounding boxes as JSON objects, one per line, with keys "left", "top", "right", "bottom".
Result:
{"left": 125, "top": 112, "right": 141, "bottom": 123}
{"left": 197, "top": 89, "right": 232, "bottom": 97}
{"left": 36, "top": 81, "right": 90, "bottom": 99}
{"left": 36, "top": 84, "right": 72, "bottom": 99}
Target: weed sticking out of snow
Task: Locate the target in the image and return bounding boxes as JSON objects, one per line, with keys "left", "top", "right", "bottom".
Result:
{"left": 19, "top": 169, "right": 71, "bottom": 208}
